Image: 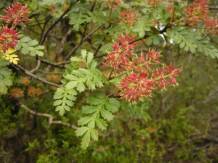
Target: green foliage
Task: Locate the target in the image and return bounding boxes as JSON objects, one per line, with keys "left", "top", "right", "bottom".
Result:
{"left": 0, "top": 60, "right": 13, "bottom": 95}
{"left": 69, "top": 3, "right": 108, "bottom": 31}
{"left": 122, "top": 101, "right": 151, "bottom": 122}
{"left": 37, "top": 153, "right": 59, "bottom": 163}
{"left": 64, "top": 50, "right": 104, "bottom": 91}
{"left": 39, "top": 0, "right": 63, "bottom": 6}
{"left": 53, "top": 87, "right": 77, "bottom": 116}
{"left": 1, "top": 0, "right": 218, "bottom": 162}
{"left": 132, "top": 18, "right": 151, "bottom": 37}
{"left": 0, "top": 99, "right": 17, "bottom": 136}
{"left": 69, "top": 5, "right": 92, "bottom": 31}
{"left": 168, "top": 28, "right": 218, "bottom": 58}
{"left": 76, "top": 93, "right": 120, "bottom": 149}
{"left": 144, "top": 108, "right": 197, "bottom": 162}
{"left": 53, "top": 50, "right": 104, "bottom": 115}
{"left": 168, "top": 28, "right": 199, "bottom": 53}
{"left": 16, "top": 35, "right": 44, "bottom": 57}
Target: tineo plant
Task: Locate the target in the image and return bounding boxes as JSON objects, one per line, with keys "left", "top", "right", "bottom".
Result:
{"left": 0, "top": 0, "right": 217, "bottom": 152}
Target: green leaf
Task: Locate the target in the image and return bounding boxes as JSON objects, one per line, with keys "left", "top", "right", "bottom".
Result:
{"left": 0, "top": 60, "right": 13, "bottom": 95}
{"left": 65, "top": 81, "right": 77, "bottom": 89}
{"left": 69, "top": 10, "right": 92, "bottom": 31}
{"left": 54, "top": 50, "right": 104, "bottom": 115}
{"left": 107, "top": 98, "right": 120, "bottom": 113}
{"left": 132, "top": 18, "right": 151, "bottom": 37}
{"left": 95, "top": 118, "right": 107, "bottom": 130}
{"left": 76, "top": 93, "right": 120, "bottom": 149}
{"left": 82, "top": 106, "right": 97, "bottom": 114}
{"left": 81, "top": 130, "right": 91, "bottom": 149}
{"left": 167, "top": 28, "right": 218, "bottom": 58}
{"left": 53, "top": 87, "right": 77, "bottom": 116}
{"left": 75, "top": 127, "right": 89, "bottom": 136}
{"left": 78, "top": 116, "right": 93, "bottom": 126}
{"left": 86, "top": 52, "right": 94, "bottom": 65}
{"left": 90, "top": 128, "right": 98, "bottom": 141}
{"left": 16, "top": 35, "right": 44, "bottom": 57}
{"left": 100, "top": 109, "right": 114, "bottom": 121}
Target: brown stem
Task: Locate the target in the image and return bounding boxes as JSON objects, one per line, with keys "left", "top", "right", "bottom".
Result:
{"left": 21, "top": 104, "right": 77, "bottom": 129}
{"left": 13, "top": 64, "right": 60, "bottom": 87}
{"left": 65, "top": 25, "right": 104, "bottom": 60}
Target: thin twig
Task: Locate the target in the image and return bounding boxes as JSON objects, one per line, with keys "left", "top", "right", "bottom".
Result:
{"left": 65, "top": 25, "right": 104, "bottom": 60}
{"left": 13, "top": 64, "right": 60, "bottom": 87}
{"left": 33, "top": 16, "right": 43, "bottom": 31}
{"left": 30, "top": 2, "right": 76, "bottom": 73}
{"left": 40, "top": 16, "right": 52, "bottom": 43}
{"left": 40, "top": 4, "right": 75, "bottom": 44}
{"left": 30, "top": 16, "right": 51, "bottom": 73}
{"left": 21, "top": 104, "right": 77, "bottom": 129}
{"left": 40, "top": 59, "right": 67, "bottom": 68}
{"left": 30, "top": 5, "right": 73, "bottom": 73}
{"left": 57, "top": 29, "right": 72, "bottom": 56}
{"left": 30, "top": 58, "right": 41, "bottom": 73}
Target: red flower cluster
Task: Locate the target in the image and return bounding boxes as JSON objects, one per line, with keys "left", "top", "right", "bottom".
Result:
{"left": 0, "top": 2, "right": 29, "bottom": 26}
{"left": 0, "top": 27, "right": 18, "bottom": 52}
{"left": 119, "top": 58, "right": 180, "bottom": 102}
{"left": 123, "top": 50, "right": 160, "bottom": 73}
{"left": 104, "top": 34, "right": 137, "bottom": 71}
{"left": 166, "top": 4, "right": 175, "bottom": 16}
{"left": 120, "top": 10, "right": 137, "bottom": 26}
{"left": 204, "top": 18, "right": 218, "bottom": 34}
{"left": 120, "top": 73, "right": 154, "bottom": 101}
{"left": 0, "top": 3, "right": 29, "bottom": 52}
{"left": 185, "top": 0, "right": 208, "bottom": 26}
{"left": 152, "top": 65, "right": 180, "bottom": 89}
{"left": 104, "top": 34, "right": 180, "bottom": 102}
{"left": 185, "top": 0, "right": 218, "bottom": 34}
{"left": 108, "top": 0, "right": 122, "bottom": 9}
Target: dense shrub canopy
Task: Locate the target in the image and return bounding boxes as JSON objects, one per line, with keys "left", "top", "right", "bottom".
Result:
{"left": 0, "top": 0, "right": 218, "bottom": 162}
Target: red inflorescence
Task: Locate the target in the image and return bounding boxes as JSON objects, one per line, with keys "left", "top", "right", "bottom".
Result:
{"left": 166, "top": 3, "right": 175, "bottom": 16}
{"left": 120, "top": 10, "right": 137, "bottom": 26}
{"left": 152, "top": 65, "right": 180, "bottom": 89}
{"left": 0, "top": 2, "right": 29, "bottom": 25}
{"left": 108, "top": 0, "right": 122, "bottom": 9}
{"left": 0, "top": 27, "right": 18, "bottom": 52}
{"left": 185, "top": 0, "right": 218, "bottom": 34}
{"left": 185, "top": 0, "right": 208, "bottom": 26}
{"left": 104, "top": 34, "right": 181, "bottom": 102}
{"left": 120, "top": 73, "right": 154, "bottom": 102}
{"left": 204, "top": 18, "right": 218, "bottom": 34}
{"left": 119, "top": 64, "right": 180, "bottom": 102}
{"left": 104, "top": 34, "right": 137, "bottom": 71}
{"left": 146, "top": 49, "right": 160, "bottom": 62}
{"left": 125, "top": 50, "right": 160, "bottom": 73}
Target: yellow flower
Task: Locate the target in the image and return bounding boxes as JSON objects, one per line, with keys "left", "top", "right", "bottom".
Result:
{"left": 2, "top": 48, "right": 19, "bottom": 64}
